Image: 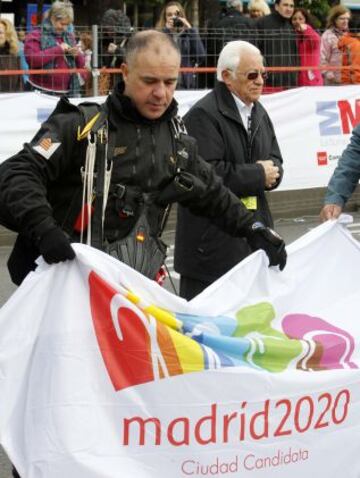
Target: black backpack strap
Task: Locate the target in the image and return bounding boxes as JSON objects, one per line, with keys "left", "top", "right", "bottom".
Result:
{"left": 91, "top": 123, "right": 109, "bottom": 250}
{"left": 77, "top": 102, "right": 108, "bottom": 140}
{"left": 171, "top": 115, "right": 193, "bottom": 171}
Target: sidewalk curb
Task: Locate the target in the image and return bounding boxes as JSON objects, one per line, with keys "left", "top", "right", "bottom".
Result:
{"left": 0, "top": 228, "right": 15, "bottom": 248}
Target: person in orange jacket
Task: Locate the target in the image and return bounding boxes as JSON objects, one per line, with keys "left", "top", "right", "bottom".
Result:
{"left": 338, "top": 19, "right": 360, "bottom": 85}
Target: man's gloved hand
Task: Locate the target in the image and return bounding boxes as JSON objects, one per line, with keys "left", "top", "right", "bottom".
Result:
{"left": 38, "top": 227, "right": 76, "bottom": 264}
{"left": 245, "top": 221, "right": 287, "bottom": 270}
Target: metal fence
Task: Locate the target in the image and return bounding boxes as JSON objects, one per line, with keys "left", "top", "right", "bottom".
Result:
{"left": 0, "top": 26, "right": 359, "bottom": 97}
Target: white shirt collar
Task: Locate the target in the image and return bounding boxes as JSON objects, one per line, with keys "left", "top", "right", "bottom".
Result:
{"left": 231, "top": 92, "right": 253, "bottom": 121}
{"left": 231, "top": 93, "right": 254, "bottom": 133}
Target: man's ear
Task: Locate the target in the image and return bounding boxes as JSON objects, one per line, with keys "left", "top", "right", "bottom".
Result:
{"left": 221, "top": 69, "right": 232, "bottom": 88}
{"left": 121, "top": 63, "right": 129, "bottom": 82}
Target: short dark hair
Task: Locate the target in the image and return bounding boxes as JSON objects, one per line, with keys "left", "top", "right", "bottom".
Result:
{"left": 125, "top": 30, "right": 180, "bottom": 65}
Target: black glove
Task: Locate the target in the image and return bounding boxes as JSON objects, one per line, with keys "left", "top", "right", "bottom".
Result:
{"left": 38, "top": 227, "right": 76, "bottom": 264}
{"left": 245, "top": 221, "right": 287, "bottom": 270}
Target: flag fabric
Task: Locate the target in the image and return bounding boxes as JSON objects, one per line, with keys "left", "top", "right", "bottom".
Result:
{"left": 0, "top": 221, "right": 360, "bottom": 477}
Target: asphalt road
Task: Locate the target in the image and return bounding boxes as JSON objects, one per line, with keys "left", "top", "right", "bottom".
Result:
{"left": 0, "top": 211, "right": 360, "bottom": 476}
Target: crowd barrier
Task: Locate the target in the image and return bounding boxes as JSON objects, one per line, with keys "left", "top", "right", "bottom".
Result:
{"left": 0, "top": 63, "right": 356, "bottom": 103}
{"left": 2, "top": 25, "right": 360, "bottom": 93}
{"left": 0, "top": 85, "right": 359, "bottom": 191}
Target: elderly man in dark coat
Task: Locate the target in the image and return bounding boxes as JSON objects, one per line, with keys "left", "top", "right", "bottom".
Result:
{"left": 174, "top": 40, "right": 283, "bottom": 300}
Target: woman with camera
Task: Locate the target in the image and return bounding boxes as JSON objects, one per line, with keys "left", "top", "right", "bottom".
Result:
{"left": 155, "top": 1, "right": 206, "bottom": 89}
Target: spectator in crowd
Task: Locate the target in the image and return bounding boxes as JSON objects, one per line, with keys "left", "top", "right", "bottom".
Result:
{"left": 99, "top": 5, "right": 131, "bottom": 94}
{"left": 256, "top": 0, "right": 299, "bottom": 90}
{"left": 99, "top": 5, "right": 131, "bottom": 68}
{"left": 248, "top": 0, "right": 271, "bottom": 19}
{"left": 78, "top": 31, "right": 92, "bottom": 70}
{"left": 0, "top": 18, "right": 23, "bottom": 93}
{"left": 320, "top": 124, "right": 360, "bottom": 222}
{"left": 213, "top": 0, "right": 255, "bottom": 44}
{"left": 174, "top": 40, "right": 284, "bottom": 300}
{"left": 17, "top": 28, "right": 30, "bottom": 90}
{"left": 320, "top": 5, "right": 351, "bottom": 86}
{"left": 155, "top": 1, "right": 206, "bottom": 89}
{"left": 338, "top": 17, "right": 360, "bottom": 85}
{"left": 24, "top": 1, "right": 86, "bottom": 96}
{"left": 292, "top": 8, "right": 323, "bottom": 86}
{"left": 0, "top": 30, "right": 286, "bottom": 293}
{"left": 78, "top": 31, "right": 93, "bottom": 95}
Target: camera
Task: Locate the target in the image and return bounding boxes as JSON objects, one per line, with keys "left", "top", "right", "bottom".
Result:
{"left": 172, "top": 12, "right": 184, "bottom": 28}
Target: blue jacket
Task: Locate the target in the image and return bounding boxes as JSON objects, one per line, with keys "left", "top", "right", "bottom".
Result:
{"left": 325, "top": 124, "right": 360, "bottom": 206}
{"left": 163, "top": 27, "right": 206, "bottom": 89}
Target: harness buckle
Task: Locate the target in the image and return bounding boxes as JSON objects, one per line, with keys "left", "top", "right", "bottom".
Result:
{"left": 119, "top": 205, "right": 135, "bottom": 218}
{"left": 114, "top": 183, "right": 126, "bottom": 199}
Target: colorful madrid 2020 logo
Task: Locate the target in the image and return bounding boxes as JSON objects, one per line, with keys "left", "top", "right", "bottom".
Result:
{"left": 89, "top": 271, "right": 357, "bottom": 392}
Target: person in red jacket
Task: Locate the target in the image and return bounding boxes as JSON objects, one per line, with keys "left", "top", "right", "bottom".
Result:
{"left": 24, "top": 1, "right": 86, "bottom": 95}
{"left": 291, "top": 8, "right": 323, "bottom": 86}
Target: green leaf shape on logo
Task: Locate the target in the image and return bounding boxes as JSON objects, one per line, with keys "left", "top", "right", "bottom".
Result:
{"left": 234, "top": 302, "right": 303, "bottom": 373}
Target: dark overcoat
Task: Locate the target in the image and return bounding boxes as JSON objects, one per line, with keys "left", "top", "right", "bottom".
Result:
{"left": 174, "top": 81, "right": 283, "bottom": 282}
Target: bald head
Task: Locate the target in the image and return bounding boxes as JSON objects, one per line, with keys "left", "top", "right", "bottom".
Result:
{"left": 120, "top": 30, "right": 181, "bottom": 120}
{"left": 125, "top": 30, "right": 181, "bottom": 67}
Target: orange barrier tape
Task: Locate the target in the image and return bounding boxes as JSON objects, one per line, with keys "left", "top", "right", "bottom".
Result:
{"left": 0, "top": 65, "right": 357, "bottom": 76}
{"left": 180, "top": 66, "right": 358, "bottom": 73}
{"left": 0, "top": 68, "right": 89, "bottom": 76}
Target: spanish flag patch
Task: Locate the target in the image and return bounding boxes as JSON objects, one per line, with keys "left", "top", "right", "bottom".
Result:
{"left": 32, "top": 136, "right": 61, "bottom": 160}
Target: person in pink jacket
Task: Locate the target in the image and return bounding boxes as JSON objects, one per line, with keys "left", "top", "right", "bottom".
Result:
{"left": 291, "top": 8, "right": 323, "bottom": 86}
{"left": 320, "top": 5, "right": 350, "bottom": 85}
{"left": 24, "top": 1, "right": 86, "bottom": 95}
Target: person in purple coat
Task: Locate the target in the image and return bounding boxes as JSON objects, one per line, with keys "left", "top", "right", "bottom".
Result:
{"left": 24, "top": 0, "right": 86, "bottom": 96}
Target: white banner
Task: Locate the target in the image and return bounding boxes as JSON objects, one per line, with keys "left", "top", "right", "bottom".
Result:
{"left": 0, "top": 221, "right": 360, "bottom": 477}
{"left": 259, "top": 86, "right": 360, "bottom": 191}
{"left": 1, "top": 86, "right": 360, "bottom": 190}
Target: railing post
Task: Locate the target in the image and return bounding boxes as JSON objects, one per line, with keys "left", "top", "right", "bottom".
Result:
{"left": 92, "top": 24, "right": 99, "bottom": 97}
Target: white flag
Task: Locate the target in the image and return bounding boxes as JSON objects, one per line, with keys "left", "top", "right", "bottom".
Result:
{"left": 0, "top": 221, "right": 360, "bottom": 477}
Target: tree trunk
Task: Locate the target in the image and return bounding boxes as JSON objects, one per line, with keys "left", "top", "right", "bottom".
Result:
{"left": 191, "top": 0, "right": 199, "bottom": 28}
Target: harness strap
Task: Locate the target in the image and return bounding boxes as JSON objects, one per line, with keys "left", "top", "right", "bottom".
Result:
{"left": 77, "top": 103, "right": 115, "bottom": 249}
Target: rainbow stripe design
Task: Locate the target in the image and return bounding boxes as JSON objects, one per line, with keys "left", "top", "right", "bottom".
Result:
{"left": 89, "top": 271, "right": 357, "bottom": 392}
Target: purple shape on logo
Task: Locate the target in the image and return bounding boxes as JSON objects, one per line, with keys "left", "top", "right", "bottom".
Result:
{"left": 282, "top": 314, "right": 357, "bottom": 370}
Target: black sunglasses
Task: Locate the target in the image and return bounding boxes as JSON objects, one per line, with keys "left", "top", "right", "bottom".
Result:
{"left": 241, "top": 70, "right": 268, "bottom": 81}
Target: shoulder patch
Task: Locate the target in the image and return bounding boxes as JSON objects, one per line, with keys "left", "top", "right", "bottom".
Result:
{"left": 32, "top": 136, "right": 61, "bottom": 160}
